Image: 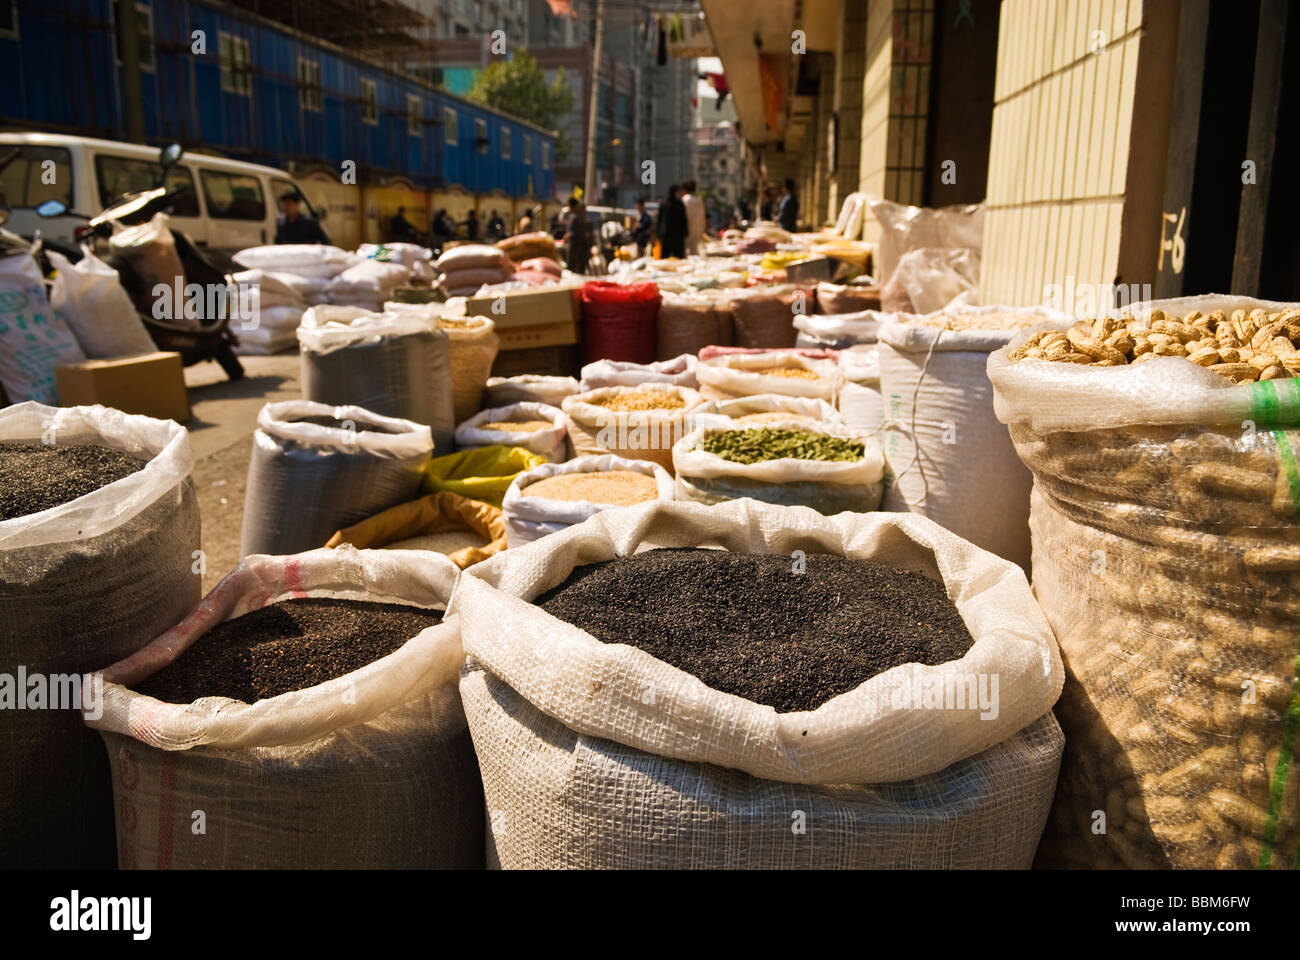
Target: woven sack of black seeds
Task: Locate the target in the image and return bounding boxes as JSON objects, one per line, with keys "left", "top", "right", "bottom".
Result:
{"left": 239, "top": 400, "right": 432, "bottom": 557}
{"left": 451, "top": 498, "right": 1065, "bottom": 869}
{"left": 1, "top": 402, "right": 200, "bottom": 869}
{"left": 85, "top": 547, "right": 483, "bottom": 869}
{"left": 298, "top": 306, "right": 456, "bottom": 454}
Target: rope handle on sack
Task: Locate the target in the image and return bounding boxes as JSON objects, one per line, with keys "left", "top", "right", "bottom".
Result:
{"left": 880, "top": 326, "right": 944, "bottom": 507}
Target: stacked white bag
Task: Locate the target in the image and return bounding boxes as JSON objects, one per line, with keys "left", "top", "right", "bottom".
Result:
{"left": 229, "top": 268, "right": 324, "bottom": 355}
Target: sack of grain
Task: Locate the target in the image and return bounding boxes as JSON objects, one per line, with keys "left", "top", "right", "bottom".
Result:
{"left": 0, "top": 251, "right": 86, "bottom": 404}
{"left": 239, "top": 401, "right": 432, "bottom": 557}
{"left": 452, "top": 498, "right": 1064, "bottom": 868}
{"left": 727, "top": 286, "right": 806, "bottom": 349}
{"left": 562, "top": 384, "right": 705, "bottom": 474}
{"left": 485, "top": 374, "right": 582, "bottom": 408}
{"left": 794, "top": 309, "right": 881, "bottom": 350}
{"left": 455, "top": 402, "right": 568, "bottom": 462}
{"left": 694, "top": 393, "right": 841, "bottom": 427}
{"left": 1, "top": 402, "right": 199, "bottom": 868}
{"left": 233, "top": 244, "right": 358, "bottom": 279}
{"left": 326, "top": 490, "right": 507, "bottom": 569}
{"left": 422, "top": 445, "right": 547, "bottom": 508}
{"left": 990, "top": 295, "right": 1300, "bottom": 869}
{"left": 85, "top": 547, "right": 483, "bottom": 869}
{"left": 838, "top": 345, "right": 884, "bottom": 432}
{"left": 868, "top": 198, "right": 984, "bottom": 284}
{"left": 298, "top": 305, "right": 456, "bottom": 454}
{"left": 656, "top": 292, "right": 730, "bottom": 359}
{"left": 48, "top": 248, "right": 155, "bottom": 359}
{"left": 816, "top": 282, "right": 881, "bottom": 315}
{"left": 878, "top": 307, "right": 1071, "bottom": 570}
{"left": 673, "top": 421, "right": 884, "bottom": 514}
{"left": 696, "top": 351, "right": 840, "bottom": 403}
{"left": 496, "top": 232, "right": 557, "bottom": 263}
{"left": 581, "top": 354, "right": 697, "bottom": 390}
{"left": 501, "top": 454, "right": 674, "bottom": 547}
{"left": 385, "top": 303, "right": 500, "bottom": 424}
{"left": 109, "top": 213, "right": 199, "bottom": 326}
{"left": 435, "top": 244, "right": 514, "bottom": 274}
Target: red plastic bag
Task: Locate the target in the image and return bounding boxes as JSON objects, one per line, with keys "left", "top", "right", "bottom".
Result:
{"left": 579, "top": 281, "right": 660, "bottom": 365}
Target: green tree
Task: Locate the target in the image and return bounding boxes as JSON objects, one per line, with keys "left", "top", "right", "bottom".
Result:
{"left": 468, "top": 50, "right": 574, "bottom": 162}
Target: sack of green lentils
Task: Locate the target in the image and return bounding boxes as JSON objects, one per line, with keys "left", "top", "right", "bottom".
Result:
{"left": 672, "top": 421, "right": 884, "bottom": 514}
{"left": 451, "top": 498, "right": 1065, "bottom": 869}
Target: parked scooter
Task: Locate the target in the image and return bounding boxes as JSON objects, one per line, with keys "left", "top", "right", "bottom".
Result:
{"left": 36, "top": 143, "right": 244, "bottom": 381}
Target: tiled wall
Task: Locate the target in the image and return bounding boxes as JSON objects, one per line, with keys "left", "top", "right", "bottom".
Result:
{"left": 859, "top": 0, "right": 895, "bottom": 241}
{"left": 981, "top": 0, "right": 1146, "bottom": 306}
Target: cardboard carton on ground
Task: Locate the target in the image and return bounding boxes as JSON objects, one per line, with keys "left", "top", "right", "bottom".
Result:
{"left": 56, "top": 351, "right": 190, "bottom": 423}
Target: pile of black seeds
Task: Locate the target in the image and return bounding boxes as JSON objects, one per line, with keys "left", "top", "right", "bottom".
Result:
{"left": 137, "top": 597, "right": 442, "bottom": 704}
{"left": 536, "top": 548, "right": 974, "bottom": 713}
{"left": 0, "top": 441, "right": 146, "bottom": 521}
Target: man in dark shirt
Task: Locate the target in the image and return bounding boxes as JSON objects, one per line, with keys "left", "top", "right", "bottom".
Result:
{"left": 633, "top": 198, "right": 652, "bottom": 256}
{"left": 390, "top": 206, "right": 417, "bottom": 242}
{"left": 487, "top": 209, "right": 506, "bottom": 240}
{"left": 777, "top": 178, "right": 799, "bottom": 232}
{"left": 465, "top": 209, "right": 480, "bottom": 241}
{"left": 274, "top": 191, "right": 331, "bottom": 244}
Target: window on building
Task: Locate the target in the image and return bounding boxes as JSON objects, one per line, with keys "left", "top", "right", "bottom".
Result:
{"left": 523, "top": 135, "right": 532, "bottom": 165}
{"left": 361, "top": 78, "right": 378, "bottom": 125}
{"left": 0, "top": 2, "right": 17, "bottom": 38}
{"left": 0, "top": 146, "right": 71, "bottom": 208}
{"left": 541, "top": 141, "right": 550, "bottom": 170}
{"left": 501, "top": 128, "right": 511, "bottom": 160}
{"left": 475, "top": 118, "right": 488, "bottom": 153}
{"left": 219, "top": 32, "right": 251, "bottom": 96}
{"left": 96, "top": 155, "right": 199, "bottom": 217}
{"left": 444, "top": 107, "right": 458, "bottom": 145}
{"left": 200, "top": 170, "right": 265, "bottom": 220}
{"left": 298, "top": 58, "right": 322, "bottom": 112}
{"left": 407, "top": 95, "right": 422, "bottom": 137}
{"left": 114, "top": 2, "right": 155, "bottom": 71}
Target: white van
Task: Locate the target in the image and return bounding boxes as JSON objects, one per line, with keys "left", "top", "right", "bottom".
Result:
{"left": 0, "top": 132, "right": 321, "bottom": 255}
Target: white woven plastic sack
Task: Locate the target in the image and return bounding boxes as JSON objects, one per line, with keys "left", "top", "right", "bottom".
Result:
{"left": 1, "top": 402, "right": 199, "bottom": 868}
{"left": 232, "top": 244, "right": 358, "bottom": 278}
{"left": 562, "top": 384, "right": 706, "bottom": 474}
{"left": 485, "top": 375, "right": 583, "bottom": 408}
{"left": 869, "top": 199, "right": 984, "bottom": 283}
{"left": 85, "top": 547, "right": 483, "bottom": 869}
{"left": 239, "top": 401, "right": 432, "bottom": 557}
{"left": 990, "top": 294, "right": 1300, "bottom": 869}
{"left": 0, "top": 250, "right": 86, "bottom": 403}
{"left": 673, "top": 421, "right": 884, "bottom": 514}
{"left": 838, "top": 345, "right": 884, "bottom": 432}
{"left": 452, "top": 498, "right": 1064, "bottom": 868}
{"left": 109, "top": 213, "right": 200, "bottom": 327}
{"left": 696, "top": 351, "right": 841, "bottom": 403}
{"left": 386, "top": 305, "right": 500, "bottom": 424}
{"left": 693, "top": 393, "right": 841, "bottom": 428}
{"left": 581, "top": 354, "right": 698, "bottom": 390}
{"left": 455, "top": 402, "right": 568, "bottom": 461}
{"left": 794, "top": 309, "right": 881, "bottom": 349}
{"left": 878, "top": 307, "right": 1070, "bottom": 570}
{"left": 48, "top": 248, "right": 155, "bottom": 359}
{"left": 501, "top": 454, "right": 674, "bottom": 547}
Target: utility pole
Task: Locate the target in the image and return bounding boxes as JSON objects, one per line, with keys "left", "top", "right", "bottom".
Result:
{"left": 583, "top": 0, "right": 605, "bottom": 202}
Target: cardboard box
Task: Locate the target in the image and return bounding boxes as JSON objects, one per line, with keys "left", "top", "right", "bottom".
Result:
{"left": 496, "top": 319, "right": 579, "bottom": 350}
{"left": 490, "top": 345, "right": 581, "bottom": 379}
{"left": 465, "top": 284, "right": 580, "bottom": 330}
{"left": 56, "top": 352, "right": 191, "bottom": 423}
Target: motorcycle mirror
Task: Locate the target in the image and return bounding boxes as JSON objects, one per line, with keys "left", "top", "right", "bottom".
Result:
{"left": 37, "top": 199, "right": 67, "bottom": 218}
{"left": 159, "top": 143, "right": 183, "bottom": 169}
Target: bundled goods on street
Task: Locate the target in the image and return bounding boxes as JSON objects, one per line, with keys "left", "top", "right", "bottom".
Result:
{"left": 48, "top": 248, "right": 155, "bottom": 359}
{"left": 298, "top": 305, "right": 456, "bottom": 453}
{"left": 455, "top": 402, "right": 568, "bottom": 461}
{"left": 816, "top": 281, "right": 881, "bottom": 315}
{"left": 561, "top": 383, "right": 705, "bottom": 474}
{"left": 357, "top": 242, "right": 435, "bottom": 284}
{"left": 232, "top": 243, "right": 359, "bottom": 279}
{"left": 727, "top": 285, "right": 807, "bottom": 348}
{"left": 794, "top": 309, "right": 881, "bottom": 349}
{"left": 878, "top": 307, "right": 1071, "bottom": 570}
{"left": 656, "top": 291, "right": 734, "bottom": 359}
{"left": 436, "top": 244, "right": 515, "bottom": 297}
{"left": 991, "top": 296, "right": 1300, "bottom": 869}
{"left": 579, "top": 281, "right": 661, "bottom": 365}
{"left": 501, "top": 454, "right": 674, "bottom": 547}
{"left": 497, "top": 231, "right": 558, "bottom": 263}
{"left": 230, "top": 267, "right": 328, "bottom": 354}
{"left": 85, "top": 547, "right": 484, "bottom": 869}
{"left": 0, "top": 403, "right": 199, "bottom": 868}
{"left": 0, "top": 249, "right": 86, "bottom": 403}
{"left": 327, "top": 258, "right": 413, "bottom": 311}
{"left": 484, "top": 374, "right": 582, "bottom": 408}
{"left": 108, "top": 213, "right": 198, "bottom": 326}
{"left": 580, "top": 353, "right": 697, "bottom": 389}
{"left": 837, "top": 345, "right": 884, "bottom": 432}
{"left": 451, "top": 500, "right": 1064, "bottom": 868}
{"left": 421, "top": 445, "right": 546, "bottom": 507}
{"left": 695, "top": 393, "right": 841, "bottom": 426}
{"left": 695, "top": 350, "right": 840, "bottom": 403}
{"left": 673, "top": 422, "right": 883, "bottom": 514}
{"left": 239, "top": 401, "right": 432, "bottom": 557}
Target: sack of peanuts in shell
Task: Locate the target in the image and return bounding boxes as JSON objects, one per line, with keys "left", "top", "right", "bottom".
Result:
{"left": 561, "top": 384, "right": 705, "bottom": 475}
{"left": 673, "top": 421, "right": 884, "bottom": 515}
{"left": 990, "top": 295, "right": 1300, "bottom": 869}
{"left": 454, "top": 402, "right": 568, "bottom": 462}
{"left": 450, "top": 498, "right": 1065, "bottom": 869}
{"left": 695, "top": 351, "right": 841, "bottom": 404}
{"left": 501, "top": 454, "right": 675, "bottom": 547}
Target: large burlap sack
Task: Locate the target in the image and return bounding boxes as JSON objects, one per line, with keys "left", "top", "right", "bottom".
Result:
{"left": 86, "top": 547, "right": 483, "bottom": 869}
{"left": 484, "top": 375, "right": 582, "bottom": 408}
{"left": 656, "top": 292, "right": 730, "bottom": 359}
{"left": 696, "top": 351, "right": 840, "bottom": 403}
{"left": 0, "top": 250, "right": 86, "bottom": 404}
{"left": 562, "top": 384, "right": 705, "bottom": 475}
{"left": 581, "top": 354, "right": 697, "bottom": 390}
{"left": 673, "top": 421, "right": 884, "bottom": 514}
{"left": 838, "top": 345, "right": 884, "bottom": 432}
{"left": 878, "top": 307, "right": 1069, "bottom": 570}
{"left": 501, "top": 454, "right": 674, "bottom": 547}
{"left": 990, "top": 294, "right": 1300, "bottom": 870}
{"left": 727, "top": 286, "right": 805, "bottom": 349}
{"left": 1, "top": 403, "right": 199, "bottom": 868}
{"left": 816, "top": 281, "right": 881, "bottom": 315}
{"left": 299, "top": 305, "right": 456, "bottom": 454}
{"left": 239, "top": 401, "right": 432, "bottom": 557}
{"left": 451, "top": 499, "right": 1064, "bottom": 868}
{"left": 455, "top": 402, "right": 567, "bottom": 462}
